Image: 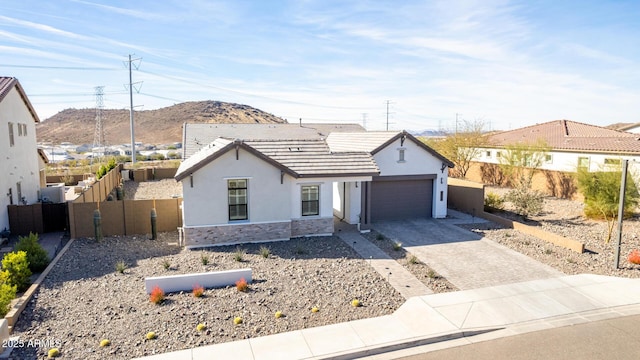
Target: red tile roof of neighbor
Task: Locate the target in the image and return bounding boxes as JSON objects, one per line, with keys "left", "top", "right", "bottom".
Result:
{"left": 486, "top": 120, "right": 640, "bottom": 154}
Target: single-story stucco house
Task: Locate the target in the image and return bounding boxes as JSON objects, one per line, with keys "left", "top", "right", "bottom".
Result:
{"left": 175, "top": 123, "right": 453, "bottom": 247}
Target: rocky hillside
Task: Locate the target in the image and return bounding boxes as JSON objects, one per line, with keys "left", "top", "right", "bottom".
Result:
{"left": 36, "top": 100, "right": 287, "bottom": 144}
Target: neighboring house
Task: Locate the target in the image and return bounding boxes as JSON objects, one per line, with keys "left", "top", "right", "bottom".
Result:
{"left": 176, "top": 123, "right": 453, "bottom": 247}
{"left": 0, "top": 77, "right": 43, "bottom": 232}
{"left": 473, "top": 120, "right": 640, "bottom": 173}
{"left": 613, "top": 122, "right": 640, "bottom": 134}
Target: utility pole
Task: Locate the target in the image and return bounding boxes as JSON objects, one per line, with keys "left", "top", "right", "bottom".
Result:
{"left": 125, "top": 54, "right": 142, "bottom": 164}
{"left": 614, "top": 159, "right": 629, "bottom": 269}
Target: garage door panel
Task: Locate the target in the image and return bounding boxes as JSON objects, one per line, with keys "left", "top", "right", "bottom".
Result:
{"left": 371, "top": 179, "right": 432, "bottom": 221}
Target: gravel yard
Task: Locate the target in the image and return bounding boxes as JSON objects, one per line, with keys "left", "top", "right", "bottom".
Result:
{"left": 469, "top": 186, "right": 640, "bottom": 277}
{"left": 123, "top": 179, "right": 182, "bottom": 200}
{"left": 11, "top": 234, "right": 404, "bottom": 360}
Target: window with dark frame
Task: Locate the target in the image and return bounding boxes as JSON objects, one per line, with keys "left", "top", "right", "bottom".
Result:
{"left": 228, "top": 179, "right": 248, "bottom": 221}
{"left": 301, "top": 185, "right": 319, "bottom": 216}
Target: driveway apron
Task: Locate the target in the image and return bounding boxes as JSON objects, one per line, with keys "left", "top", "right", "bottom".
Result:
{"left": 373, "top": 219, "right": 564, "bottom": 290}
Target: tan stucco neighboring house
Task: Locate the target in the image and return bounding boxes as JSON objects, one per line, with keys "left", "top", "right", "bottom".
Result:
{"left": 0, "top": 77, "right": 44, "bottom": 233}
{"left": 473, "top": 119, "right": 640, "bottom": 173}
{"left": 176, "top": 123, "right": 453, "bottom": 248}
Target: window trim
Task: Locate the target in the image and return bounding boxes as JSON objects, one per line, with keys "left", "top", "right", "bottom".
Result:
{"left": 301, "top": 184, "right": 320, "bottom": 216}
{"left": 398, "top": 147, "right": 406, "bottom": 163}
{"left": 228, "top": 179, "right": 248, "bottom": 221}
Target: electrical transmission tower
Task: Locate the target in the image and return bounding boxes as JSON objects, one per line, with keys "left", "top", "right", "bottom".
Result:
{"left": 93, "top": 86, "right": 105, "bottom": 159}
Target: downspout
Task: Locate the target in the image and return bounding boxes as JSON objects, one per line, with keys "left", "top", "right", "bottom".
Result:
{"left": 341, "top": 182, "right": 346, "bottom": 221}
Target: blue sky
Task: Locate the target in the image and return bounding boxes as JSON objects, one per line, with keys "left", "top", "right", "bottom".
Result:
{"left": 1, "top": 0, "right": 639, "bottom": 131}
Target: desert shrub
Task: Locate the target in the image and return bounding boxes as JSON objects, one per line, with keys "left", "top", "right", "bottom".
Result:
{"left": 99, "top": 339, "right": 111, "bottom": 347}
{"left": 392, "top": 242, "right": 402, "bottom": 251}
{"left": 15, "top": 232, "right": 50, "bottom": 273}
{"left": 197, "top": 323, "right": 207, "bottom": 331}
{"left": 629, "top": 250, "right": 640, "bottom": 265}
{"left": 407, "top": 254, "right": 420, "bottom": 264}
{"left": 233, "top": 317, "right": 243, "bottom": 325}
{"left": 200, "top": 252, "right": 209, "bottom": 265}
{"left": 484, "top": 192, "right": 505, "bottom": 212}
{"left": 505, "top": 184, "right": 544, "bottom": 218}
{"left": 150, "top": 153, "right": 165, "bottom": 161}
{"left": 259, "top": 246, "right": 270, "bottom": 258}
{"left": 235, "top": 277, "right": 248, "bottom": 292}
{"left": 115, "top": 260, "right": 127, "bottom": 274}
{"left": 48, "top": 348, "right": 60, "bottom": 357}
{"left": 149, "top": 286, "right": 165, "bottom": 305}
{"left": 0, "top": 282, "right": 17, "bottom": 317}
{"left": 146, "top": 332, "right": 157, "bottom": 340}
{"left": 161, "top": 259, "right": 171, "bottom": 270}
{"left": 192, "top": 284, "right": 204, "bottom": 297}
{"left": 233, "top": 247, "right": 245, "bottom": 262}
{"left": 351, "top": 299, "right": 361, "bottom": 307}
{"left": 2, "top": 251, "right": 32, "bottom": 291}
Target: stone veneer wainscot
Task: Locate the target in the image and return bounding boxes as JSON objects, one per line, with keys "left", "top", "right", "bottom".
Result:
{"left": 184, "top": 221, "right": 291, "bottom": 247}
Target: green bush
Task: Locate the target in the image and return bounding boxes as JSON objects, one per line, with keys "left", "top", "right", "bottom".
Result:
{"left": 2, "top": 251, "right": 32, "bottom": 292}
{"left": 15, "top": 232, "right": 50, "bottom": 273}
{"left": 106, "top": 157, "right": 117, "bottom": 171}
{"left": 96, "top": 164, "right": 107, "bottom": 179}
{"left": 0, "top": 281, "right": 17, "bottom": 317}
{"left": 484, "top": 192, "right": 505, "bottom": 212}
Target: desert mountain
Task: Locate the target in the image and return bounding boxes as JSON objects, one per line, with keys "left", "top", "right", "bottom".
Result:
{"left": 36, "top": 100, "right": 287, "bottom": 145}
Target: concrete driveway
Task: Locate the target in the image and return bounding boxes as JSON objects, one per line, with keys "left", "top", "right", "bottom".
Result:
{"left": 373, "top": 218, "right": 564, "bottom": 290}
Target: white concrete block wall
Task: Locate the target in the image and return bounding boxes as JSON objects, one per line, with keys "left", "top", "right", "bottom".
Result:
{"left": 145, "top": 268, "right": 252, "bottom": 294}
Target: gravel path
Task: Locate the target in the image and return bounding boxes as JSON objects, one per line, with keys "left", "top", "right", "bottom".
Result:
{"left": 11, "top": 234, "right": 404, "bottom": 359}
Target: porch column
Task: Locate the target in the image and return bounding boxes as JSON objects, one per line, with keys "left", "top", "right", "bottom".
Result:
{"left": 359, "top": 181, "right": 372, "bottom": 230}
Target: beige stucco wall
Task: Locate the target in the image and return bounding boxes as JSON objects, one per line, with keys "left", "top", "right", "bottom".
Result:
{"left": 373, "top": 138, "right": 449, "bottom": 218}
{"left": 181, "top": 148, "right": 293, "bottom": 226}
{"left": 0, "top": 86, "right": 40, "bottom": 232}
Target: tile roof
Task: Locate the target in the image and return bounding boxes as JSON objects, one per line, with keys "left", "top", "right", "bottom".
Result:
{"left": 175, "top": 138, "right": 379, "bottom": 181}
{"left": 0, "top": 76, "right": 40, "bottom": 123}
{"left": 182, "top": 123, "right": 366, "bottom": 159}
{"left": 486, "top": 120, "right": 640, "bottom": 154}
{"left": 326, "top": 131, "right": 399, "bottom": 152}
{"left": 327, "top": 131, "right": 454, "bottom": 167}
{"left": 246, "top": 139, "right": 379, "bottom": 177}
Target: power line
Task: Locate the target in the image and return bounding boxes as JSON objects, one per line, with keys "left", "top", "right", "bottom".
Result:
{"left": 0, "top": 64, "right": 120, "bottom": 70}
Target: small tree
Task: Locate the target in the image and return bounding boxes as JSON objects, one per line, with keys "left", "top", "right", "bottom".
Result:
{"left": 576, "top": 167, "right": 639, "bottom": 243}
{"left": 499, "top": 141, "right": 550, "bottom": 218}
{"left": 423, "top": 119, "right": 488, "bottom": 178}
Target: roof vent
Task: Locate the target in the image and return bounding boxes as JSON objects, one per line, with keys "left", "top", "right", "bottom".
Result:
{"left": 288, "top": 147, "right": 302, "bottom": 152}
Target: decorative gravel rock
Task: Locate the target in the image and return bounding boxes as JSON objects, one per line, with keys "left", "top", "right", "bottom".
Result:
{"left": 10, "top": 233, "right": 404, "bottom": 360}
{"left": 465, "top": 186, "right": 640, "bottom": 278}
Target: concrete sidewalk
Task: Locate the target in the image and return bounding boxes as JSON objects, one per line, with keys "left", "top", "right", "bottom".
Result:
{"left": 133, "top": 274, "right": 640, "bottom": 360}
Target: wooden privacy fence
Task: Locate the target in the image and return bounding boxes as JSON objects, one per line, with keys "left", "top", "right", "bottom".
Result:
{"left": 68, "top": 198, "right": 182, "bottom": 238}
{"left": 132, "top": 167, "right": 177, "bottom": 182}
{"left": 447, "top": 177, "right": 584, "bottom": 253}
{"left": 72, "top": 164, "right": 123, "bottom": 204}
